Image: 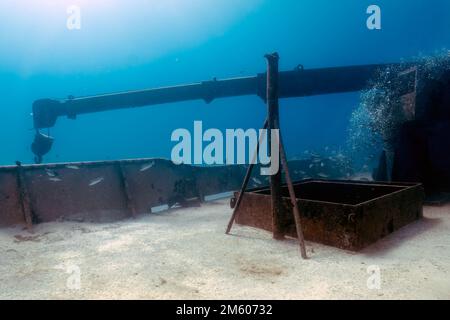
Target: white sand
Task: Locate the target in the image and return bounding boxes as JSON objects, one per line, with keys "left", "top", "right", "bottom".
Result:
{"left": 0, "top": 199, "right": 449, "bottom": 300}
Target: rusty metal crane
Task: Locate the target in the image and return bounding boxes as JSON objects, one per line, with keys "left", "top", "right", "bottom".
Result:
{"left": 31, "top": 61, "right": 416, "bottom": 163}
{"left": 30, "top": 55, "right": 416, "bottom": 257}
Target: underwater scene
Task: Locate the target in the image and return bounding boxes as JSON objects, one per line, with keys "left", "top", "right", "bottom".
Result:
{"left": 0, "top": 0, "right": 449, "bottom": 301}
{"left": 0, "top": 1, "right": 447, "bottom": 170}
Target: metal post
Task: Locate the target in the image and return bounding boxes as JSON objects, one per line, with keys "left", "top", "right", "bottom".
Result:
{"left": 265, "top": 53, "right": 284, "bottom": 240}
{"left": 225, "top": 119, "right": 268, "bottom": 234}
{"left": 278, "top": 133, "right": 308, "bottom": 259}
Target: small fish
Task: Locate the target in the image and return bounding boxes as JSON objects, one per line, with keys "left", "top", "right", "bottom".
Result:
{"left": 317, "top": 173, "right": 329, "bottom": 178}
{"left": 362, "top": 165, "right": 369, "bottom": 170}
{"left": 89, "top": 177, "right": 104, "bottom": 187}
{"left": 252, "top": 177, "right": 262, "bottom": 185}
{"left": 309, "top": 164, "right": 314, "bottom": 169}
{"left": 66, "top": 165, "right": 80, "bottom": 170}
{"left": 299, "top": 171, "right": 306, "bottom": 175}
{"left": 140, "top": 161, "right": 155, "bottom": 172}
{"left": 49, "top": 177, "right": 62, "bottom": 182}
{"left": 321, "top": 162, "right": 325, "bottom": 167}
{"left": 45, "top": 169, "right": 57, "bottom": 177}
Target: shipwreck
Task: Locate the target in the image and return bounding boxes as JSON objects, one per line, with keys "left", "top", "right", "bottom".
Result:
{"left": 3, "top": 52, "right": 447, "bottom": 255}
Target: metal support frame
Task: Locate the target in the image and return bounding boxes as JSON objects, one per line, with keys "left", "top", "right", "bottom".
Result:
{"left": 226, "top": 53, "right": 307, "bottom": 258}
{"left": 266, "top": 53, "right": 284, "bottom": 240}
{"left": 279, "top": 133, "right": 307, "bottom": 258}
{"left": 225, "top": 119, "right": 268, "bottom": 234}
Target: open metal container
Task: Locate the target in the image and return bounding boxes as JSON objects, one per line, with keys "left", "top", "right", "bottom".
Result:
{"left": 231, "top": 179, "right": 424, "bottom": 251}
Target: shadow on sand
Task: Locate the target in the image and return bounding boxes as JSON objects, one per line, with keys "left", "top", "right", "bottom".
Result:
{"left": 360, "top": 216, "right": 443, "bottom": 257}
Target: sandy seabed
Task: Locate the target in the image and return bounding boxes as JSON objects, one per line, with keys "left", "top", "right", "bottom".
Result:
{"left": 0, "top": 199, "right": 449, "bottom": 300}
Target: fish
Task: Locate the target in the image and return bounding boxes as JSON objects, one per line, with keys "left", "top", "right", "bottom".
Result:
{"left": 140, "top": 161, "right": 155, "bottom": 172}
{"left": 317, "top": 173, "right": 329, "bottom": 178}
{"left": 66, "top": 165, "right": 80, "bottom": 170}
{"left": 321, "top": 162, "right": 325, "bottom": 167}
{"left": 49, "top": 177, "right": 62, "bottom": 182}
{"left": 309, "top": 164, "right": 314, "bottom": 169}
{"left": 89, "top": 177, "right": 104, "bottom": 187}
{"left": 252, "top": 177, "right": 262, "bottom": 185}
{"left": 45, "top": 169, "right": 57, "bottom": 177}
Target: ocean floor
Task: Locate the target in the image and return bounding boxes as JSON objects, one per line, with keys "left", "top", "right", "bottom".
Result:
{"left": 0, "top": 198, "right": 449, "bottom": 299}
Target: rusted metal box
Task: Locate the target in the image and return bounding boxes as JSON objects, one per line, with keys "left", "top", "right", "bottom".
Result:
{"left": 232, "top": 180, "right": 424, "bottom": 251}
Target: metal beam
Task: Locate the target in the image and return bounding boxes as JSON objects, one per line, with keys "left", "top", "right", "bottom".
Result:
{"left": 266, "top": 53, "right": 284, "bottom": 240}
{"left": 32, "top": 63, "right": 412, "bottom": 129}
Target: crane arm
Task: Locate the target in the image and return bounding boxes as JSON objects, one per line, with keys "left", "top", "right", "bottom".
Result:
{"left": 30, "top": 62, "right": 417, "bottom": 163}
{"left": 33, "top": 63, "right": 416, "bottom": 129}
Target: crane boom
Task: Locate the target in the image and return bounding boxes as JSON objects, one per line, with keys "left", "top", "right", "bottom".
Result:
{"left": 30, "top": 62, "right": 416, "bottom": 162}
{"left": 32, "top": 63, "right": 415, "bottom": 129}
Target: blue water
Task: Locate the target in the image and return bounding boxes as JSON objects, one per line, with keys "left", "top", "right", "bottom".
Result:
{"left": 0, "top": 0, "right": 449, "bottom": 165}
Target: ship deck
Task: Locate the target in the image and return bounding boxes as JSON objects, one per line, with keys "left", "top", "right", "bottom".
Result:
{"left": 1, "top": 199, "right": 449, "bottom": 299}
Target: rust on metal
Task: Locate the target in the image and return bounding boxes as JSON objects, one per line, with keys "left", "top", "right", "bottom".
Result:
{"left": 0, "top": 158, "right": 253, "bottom": 228}
{"left": 225, "top": 119, "right": 268, "bottom": 234}
{"left": 265, "top": 52, "right": 284, "bottom": 240}
{"left": 0, "top": 168, "right": 25, "bottom": 228}
{"left": 0, "top": 157, "right": 404, "bottom": 233}
{"left": 231, "top": 180, "right": 424, "bottom": 251}
{"left": 278, "top": 134, "right": 307, "bottom": 258}
{"left": 117, "top": 162, "right": 137, "bottom": 218}
{"left": 16, "top": 163, "right": 34, "bottom": 231}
